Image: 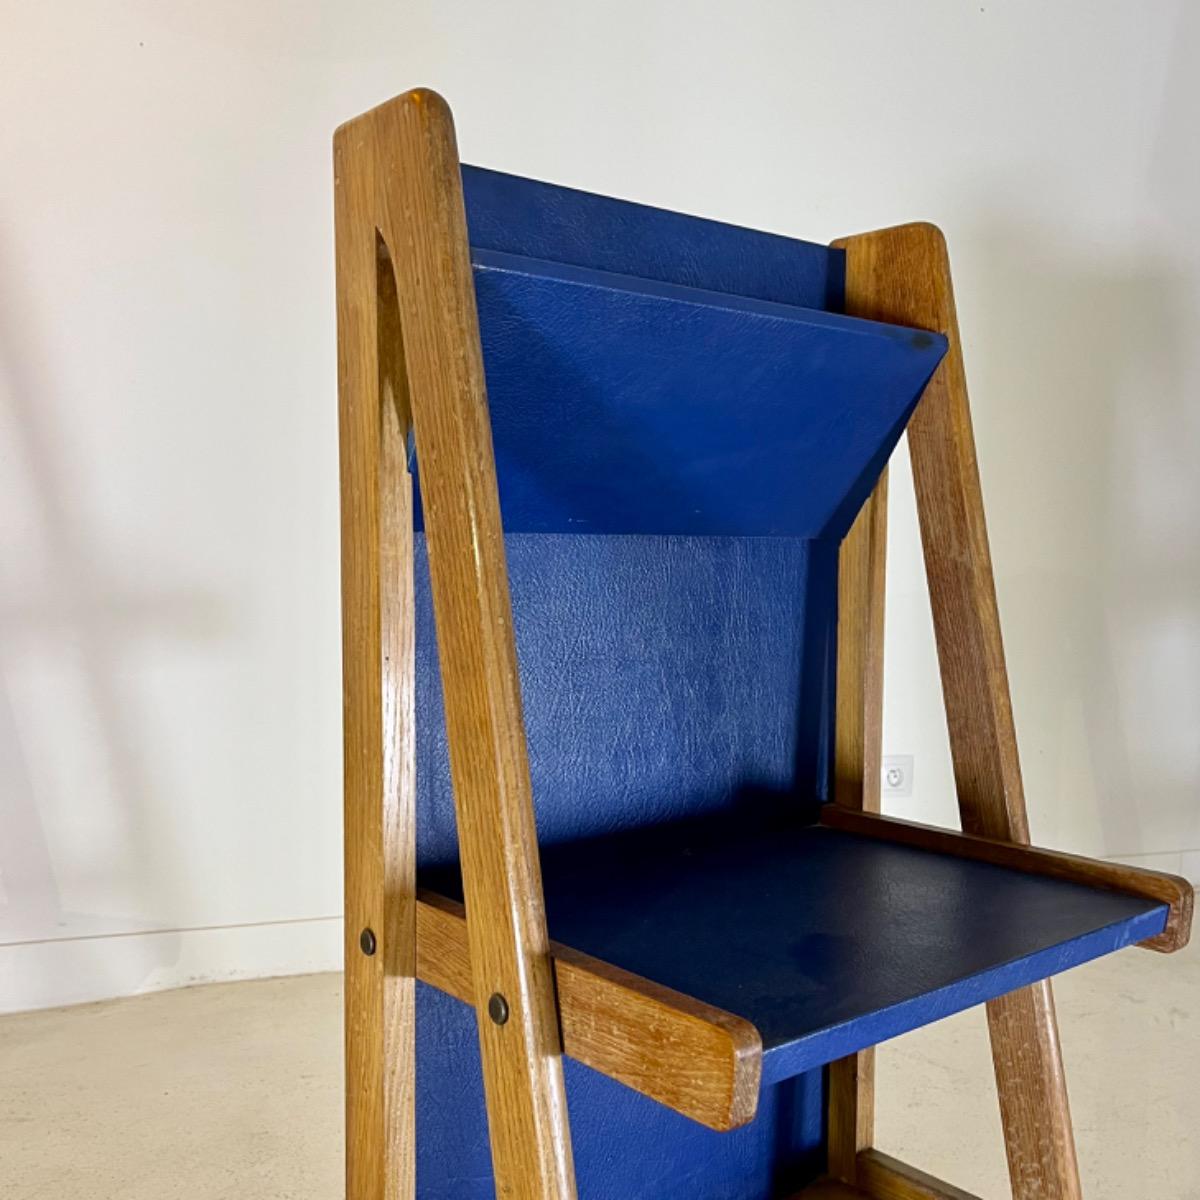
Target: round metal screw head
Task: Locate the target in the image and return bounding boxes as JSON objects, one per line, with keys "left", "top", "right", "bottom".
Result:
{"left": 359, "top": 928, "right": 377, "bottom": 956}
{"left": 487, "top": 993, "right": 510, "bottom": 1026}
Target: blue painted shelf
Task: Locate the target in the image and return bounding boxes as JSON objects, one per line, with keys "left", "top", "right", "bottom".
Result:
{"left": 422, "top": 816, "right": 1166, "bottom": 1084}
{"left": 411, "top": 248, "right": 946, "bottom": 541}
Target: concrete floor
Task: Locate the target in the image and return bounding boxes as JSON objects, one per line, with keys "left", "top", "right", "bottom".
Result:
{"left": 1, "top": 942, "right": 1197, "bottom": 1199}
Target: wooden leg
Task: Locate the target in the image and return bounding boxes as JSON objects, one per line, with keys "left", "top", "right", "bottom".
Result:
{"left": 336, "top": 123, "right": 417, "bottom": 1200}
{"left": 336, "top": 91, "right": 577, "bottom": 1200}
{"left": 834, "top": 468, "right": 889, "bottom": 816}
{"left": 828, "top": 471, "right": 889, "bottom": 1184}
{"left": 827, "top": 1047, "right": 876, "bottom": 1186}
{"left": 379, "top": 326, "right": 417, "bottom": 1200}
{"left": 986, "top": 983, "right": 1079, "bottom": 1199}
{"left": 834, "top": 223, "right": 1082, "bottom": 1200}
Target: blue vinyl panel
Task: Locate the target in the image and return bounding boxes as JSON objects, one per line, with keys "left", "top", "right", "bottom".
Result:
{"left": 462, "top": 164, "right": 844, "bottom": 312}
{"left": 411, "top": 251, "right": 946, "bottom": 538}
{"left": 417, "top": 983, "right": 825, "bottom": 1200}
{"left": 414, "top": 530, "right": 836, "bottom": 1198}
{"left": 414, "top": 534, "right": 835, "bottom": 867}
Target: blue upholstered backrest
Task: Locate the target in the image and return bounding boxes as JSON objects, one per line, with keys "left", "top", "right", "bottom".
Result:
{"left": 414, "top": 167, "right": 945, "bottom": 868}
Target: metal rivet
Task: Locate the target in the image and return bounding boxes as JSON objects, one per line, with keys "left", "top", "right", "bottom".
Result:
{"left": 487, "top": 993, "right": 510, "bottom": 1026}
{"left": 359, "top": 928, "right": 377, "bottom": 956}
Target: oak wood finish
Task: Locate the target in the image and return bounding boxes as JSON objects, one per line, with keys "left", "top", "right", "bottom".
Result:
{"left": 378, "top": 219, "right": 418, "bottom": 1200}
{"left": 415, "top": 890, "right": 762, "bottom": 1131}
{"left": 828, "top": 473, "right": 889, "bottom": 1185}
{"left": 335, "top": 107, "right": 417, "bottom": 1200}
{"left": 827, "top": 1050, "right": 875, "bottom": 1187}
{"left": 834, "top": 222, "right": 1081, "bottom": 1200}
{"left": 792, "top": 1181, "right": 873, "bottom": 1200}
{"left": 834, "top": 470, "right": 889, "bottom": 815}
{"left": 855, "top": 1150, "right": 983, "bottom": 1200}
{"left": 791, "top": 1154, "right": 983, "bottom": 1200}
{"left": 821, "top": 806, "right": 1192, "bottom": 952}
{"left": 335, "top": 90, "right": 575, "bottom": 1199}
{"left": 380, "top": 372, "right": 416, "bottom": 1200}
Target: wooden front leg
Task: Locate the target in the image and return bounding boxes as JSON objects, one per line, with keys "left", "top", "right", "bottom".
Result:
{"left": 336, "top": 90, "right": 577, "bottom": 1200}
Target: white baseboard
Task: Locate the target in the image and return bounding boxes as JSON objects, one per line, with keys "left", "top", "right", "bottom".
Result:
{"left": 0, "top": 916, "right": 342, "bottom": 1015}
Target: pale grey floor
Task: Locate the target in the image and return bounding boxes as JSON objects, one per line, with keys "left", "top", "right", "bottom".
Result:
{"left": 1, "top": 941, "right": 1197, "bottom": 1199}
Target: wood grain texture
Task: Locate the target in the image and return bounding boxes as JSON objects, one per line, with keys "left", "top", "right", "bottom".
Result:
{"left": 828, "top": 471, "right": 889, "bottom": 1185}
{"left": 415, "top": 890, "right": 762, "bottom": 1132}
{"left": 821, "top": 807, "right": 1191, "bottom": 952}
{"left": 790, "top": 1181, "right": 872, "bottom": 1200}
{"left": 834, "top": 224, "right": 1025, "bottom": 843}
{"left": 834, "top": 222, "right": 1081, "bottom": 1200}
{"left": 827, "top": 1051, "right": 875, "bottom": 1187}
{"left": 855, "top": 1149, "right": 983, "bottom": 1200}
{"left": 336, "top": 90, "right": 575, "bottom": 1199}
{"left": 379, "top": 358, "right": 416, "bottom": 1200}
{"left": 834, "top": 470, "right": 889, "bottom": 815}
{"left": 335, "top": 103, "right": 417, "bottom": 1200}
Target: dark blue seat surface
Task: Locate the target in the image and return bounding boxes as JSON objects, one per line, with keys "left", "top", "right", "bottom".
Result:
{"left": 422, "top": 818, "right": 1165, "bottom": 1084}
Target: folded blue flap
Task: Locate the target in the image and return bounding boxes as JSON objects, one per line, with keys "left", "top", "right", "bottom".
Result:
{"left": 411, "top": 250, "right": 946, "bottom": 537}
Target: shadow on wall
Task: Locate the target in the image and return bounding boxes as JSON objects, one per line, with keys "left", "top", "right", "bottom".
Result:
{"left": 0, "top": 230, "right": 229, "bottom": 1007}
{"left": 963, "top": 218, "right": 1199, "bottom": 862}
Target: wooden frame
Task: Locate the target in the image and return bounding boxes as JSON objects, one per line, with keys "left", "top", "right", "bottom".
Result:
{"left": 336, "top": 93, "right": 1192, "bottom": 1200}
{"left": 824, "top": 221, "right": 1077, "bottom": 1200}
{"left": 825, "top": 222, "right": 1154, "bottom": 1200}
{"left": 336, "top": 91, "right": 576, "bottom": 1200}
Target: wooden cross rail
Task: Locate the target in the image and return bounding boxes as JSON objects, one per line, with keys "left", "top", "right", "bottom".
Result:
{"left": 793, "top": 1150, "right": 985, "bottom": 1198}
{"left": 415, "top": 889, "right": 762, "bottom": 1131}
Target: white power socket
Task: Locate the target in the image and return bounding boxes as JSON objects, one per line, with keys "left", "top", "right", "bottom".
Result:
{"left": 882, "top": 755, "right": 914, "bottom": 798}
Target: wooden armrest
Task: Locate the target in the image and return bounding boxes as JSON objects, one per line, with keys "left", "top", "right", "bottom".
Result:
{"left": 820, "top": 805, "right": 1193, "bottom": 953}
{"left": 415, "top": 889, "right": 762, "bottom": 1132}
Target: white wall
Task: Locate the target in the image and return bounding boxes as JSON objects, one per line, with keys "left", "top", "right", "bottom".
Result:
{"left": 2, "top": 1, "right": 1197, "bottom": 1012}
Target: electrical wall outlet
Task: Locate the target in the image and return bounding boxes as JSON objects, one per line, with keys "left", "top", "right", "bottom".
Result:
{"left": 882, "top": 755, "right": 914, "bottom": 798}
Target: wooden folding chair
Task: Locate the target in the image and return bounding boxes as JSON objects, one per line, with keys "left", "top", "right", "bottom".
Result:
{"left": 334, "top": 89, "right": 1192, "bottom": 1200}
